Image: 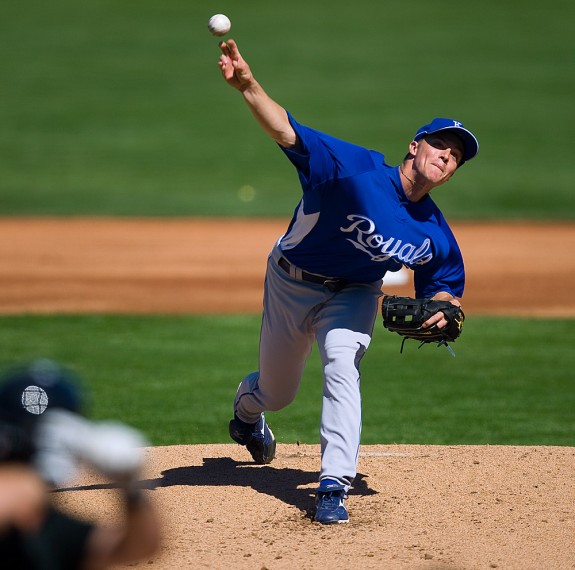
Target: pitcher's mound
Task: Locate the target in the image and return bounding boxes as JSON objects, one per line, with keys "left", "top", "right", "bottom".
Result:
{"left": 54, "top": 443, "right": 575, "bottom": 569}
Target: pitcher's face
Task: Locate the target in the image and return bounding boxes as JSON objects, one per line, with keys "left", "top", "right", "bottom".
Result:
{"left": 410, "top": 132, "right": 464, "bottom": 186}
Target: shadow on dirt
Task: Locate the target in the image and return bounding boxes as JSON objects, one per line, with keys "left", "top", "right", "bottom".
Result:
{"left": 55, "top": 456, "right": 377, "bottom": 517}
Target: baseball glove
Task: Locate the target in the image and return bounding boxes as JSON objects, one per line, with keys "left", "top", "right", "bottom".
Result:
{"left": 381, "top": 295, "right": 465, "bottom": 355}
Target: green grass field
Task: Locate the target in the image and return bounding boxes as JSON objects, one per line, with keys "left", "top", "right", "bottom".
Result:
{"left": 1, "top": 0, "right": 574, "bottom": 218}
{"left": 0, "top": 1, "right": 573, "bottom": 449}
{"left": 1, "top": 315, "right": 573, "bottom": 446}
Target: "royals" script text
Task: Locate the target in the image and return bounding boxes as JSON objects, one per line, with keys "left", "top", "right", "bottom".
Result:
{"left": 340, "top": 214, "right": 433, "bottom": 266}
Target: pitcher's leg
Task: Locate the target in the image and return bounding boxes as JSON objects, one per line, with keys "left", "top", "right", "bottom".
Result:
{"left": 231, "top": 254, "right": 321, "bottom": 465}
{"left": 314, "top": 283, "right": 381, "bottom": 489}
{"left": 316, "top": 328, "right": 371, "bottom": 487}
{"left": 230, "top": 315, "right": 313, "bottom": 466}
{"left": 234, "top": 253, "right": 320, "bottom": 423}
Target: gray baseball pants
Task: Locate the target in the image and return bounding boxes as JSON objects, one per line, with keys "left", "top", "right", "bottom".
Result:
{"left": 234, "top": 244, "right": 382, "bottom": 488}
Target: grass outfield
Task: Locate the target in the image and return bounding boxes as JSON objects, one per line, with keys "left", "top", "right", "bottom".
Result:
{"left": 0, "top": 315, "right": 573, "bottom": 447}
{"left": 1, "top": 0, "right": 574, "bottom": 219}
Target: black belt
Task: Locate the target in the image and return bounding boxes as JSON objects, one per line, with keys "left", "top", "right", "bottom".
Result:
{"left": 278, "top": 256, "right": 349, "bottom": 292}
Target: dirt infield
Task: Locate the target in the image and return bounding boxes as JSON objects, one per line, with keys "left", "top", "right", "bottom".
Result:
{"left": 2, "top": 218, "right": 575, "bottom": 569}
{"left": 55, "top": 444, "right": 575, "bottom": 570}
{"left": 1, "top": 218, "right": 574, "bottom": 316}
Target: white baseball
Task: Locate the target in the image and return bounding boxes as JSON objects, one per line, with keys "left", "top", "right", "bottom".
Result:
{"left": 208, "top": 14, "right": 231, "bottom": 37}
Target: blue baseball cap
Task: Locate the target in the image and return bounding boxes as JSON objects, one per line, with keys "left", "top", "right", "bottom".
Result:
{"left": 414, "top": 118, "right": 479, "bottom": 166}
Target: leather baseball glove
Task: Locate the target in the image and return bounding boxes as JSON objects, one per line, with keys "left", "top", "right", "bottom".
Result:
{"left": 381, "top": 295, "right": 465, "bottom": 355}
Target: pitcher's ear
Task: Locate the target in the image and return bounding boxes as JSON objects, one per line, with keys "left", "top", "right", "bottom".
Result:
{"left": 409, "top": 140, "right": 419, "bottom": 156}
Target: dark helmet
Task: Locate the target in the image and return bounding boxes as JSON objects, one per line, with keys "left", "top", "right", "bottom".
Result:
{"left": 0, "top": 359, "right": 86, "bottom": 462}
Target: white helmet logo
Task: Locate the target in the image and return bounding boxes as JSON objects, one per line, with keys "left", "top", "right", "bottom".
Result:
{"left": 22, "top": 385, "right": 49, "bottom": 414}
{"left": 453, "top": 121, "right": 462, "bottom": 128}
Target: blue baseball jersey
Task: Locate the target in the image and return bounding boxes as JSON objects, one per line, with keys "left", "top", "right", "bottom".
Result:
{"left": 278, "top": 113, "right": 465, "bottom": 298}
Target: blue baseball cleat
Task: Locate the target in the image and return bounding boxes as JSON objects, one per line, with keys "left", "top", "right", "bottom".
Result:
{"left": 229, "top": 412, "right": 276, "bottom": 464}
{"left": 314, "top": 479, "right": 349, "bottom": 524}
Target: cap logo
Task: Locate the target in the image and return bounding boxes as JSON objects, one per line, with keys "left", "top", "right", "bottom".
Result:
{"left": 21, "top": 385, "right": 49, "bottom": 415}
{"left": 453, "top": 121, "right": 462, "bottom": 128}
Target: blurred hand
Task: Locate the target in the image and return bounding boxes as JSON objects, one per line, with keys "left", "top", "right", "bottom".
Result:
{"left": 0, "top": 464, "right": 47, "bottom": 531}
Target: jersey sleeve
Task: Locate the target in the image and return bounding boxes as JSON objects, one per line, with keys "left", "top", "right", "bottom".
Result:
{"left": 413, "top": 223, "right": 465, "bottom": 299}
{"left": 279, "top": 112, "right": 377, "bottom": 191}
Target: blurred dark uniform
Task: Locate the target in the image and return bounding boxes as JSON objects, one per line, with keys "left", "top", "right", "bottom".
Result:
{"left": 0, "top": 360, "right": 94, "bottom": 570}
{"left": 1, "top": 508, "right": 93, "bottom": 570}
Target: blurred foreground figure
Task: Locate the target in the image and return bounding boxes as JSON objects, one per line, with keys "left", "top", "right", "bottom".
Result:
{"left": 0, "top": 359, "right": 160, "bottom": 569}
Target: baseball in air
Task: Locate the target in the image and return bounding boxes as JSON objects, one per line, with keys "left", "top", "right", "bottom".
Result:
{"left": 208, "top": 14, "right": 231, "bottom": 37}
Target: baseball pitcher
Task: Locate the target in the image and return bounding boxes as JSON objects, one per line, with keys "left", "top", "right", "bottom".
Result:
{"left": 217, "top": 38, "right": 479, "bottom": 524}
